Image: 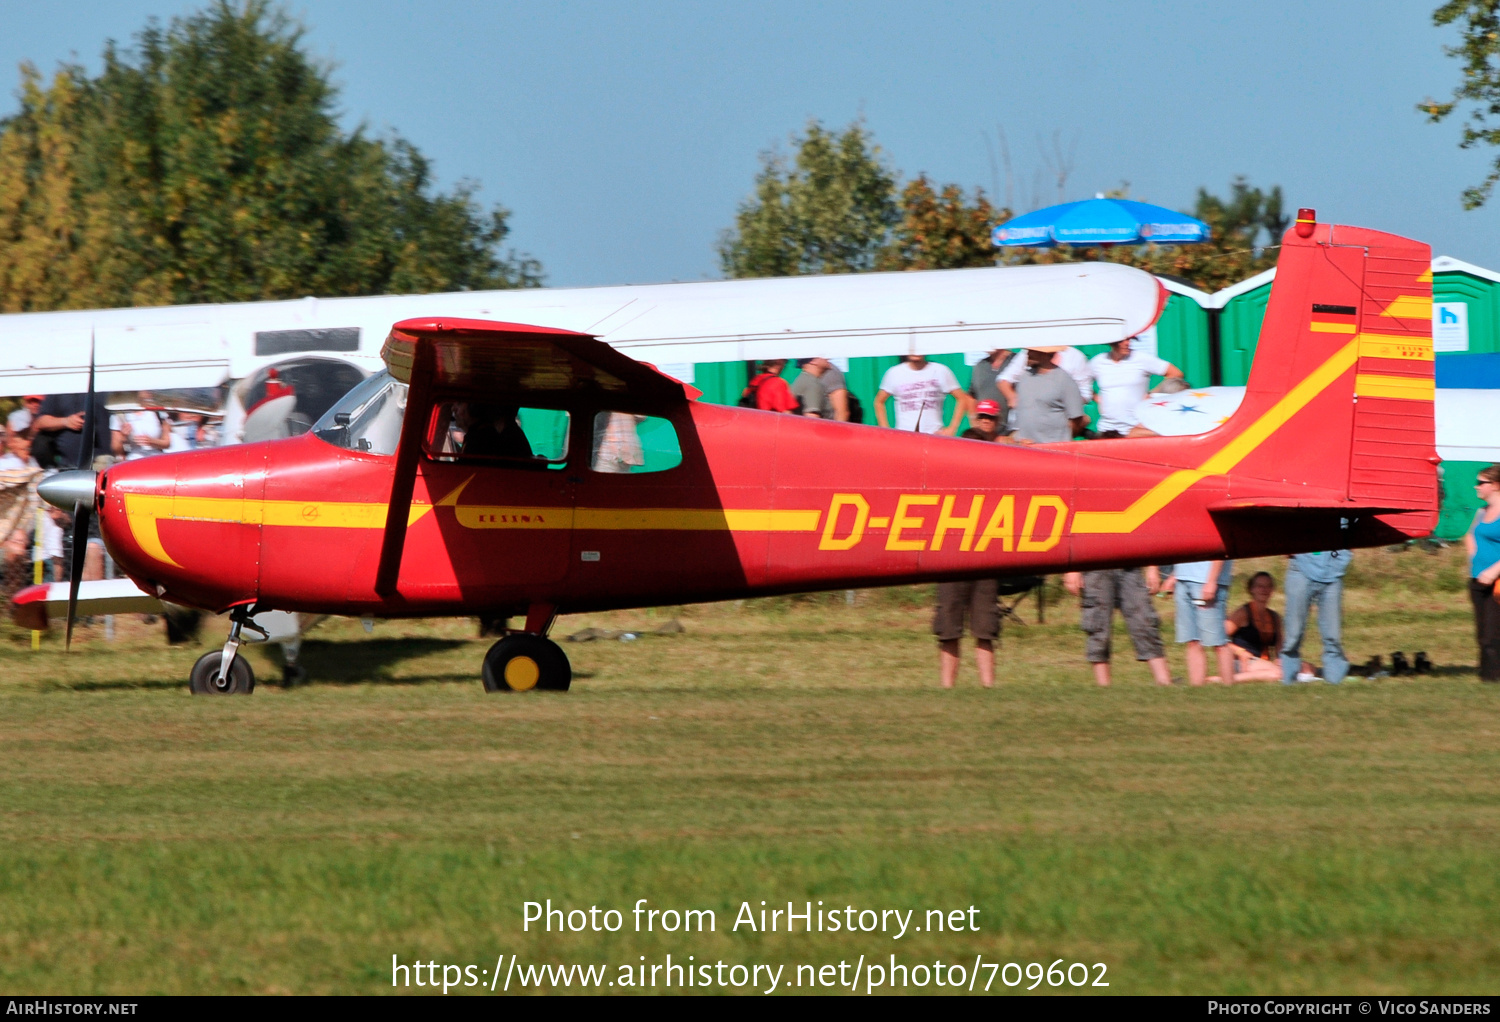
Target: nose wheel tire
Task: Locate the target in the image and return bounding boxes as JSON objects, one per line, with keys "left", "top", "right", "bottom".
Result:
{"left": 189, "top": 651, "right": 256, "bottom": 695}
{"left": 482, "top": 634, "right": 571, "bottom": 692}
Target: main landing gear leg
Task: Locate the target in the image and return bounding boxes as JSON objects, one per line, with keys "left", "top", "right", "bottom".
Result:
{"left": 281, "top": 638, "right": 307, "bottom": 687}
{"left": 482, "top": 603, "right": 571, "bottom": 693}
{"left": 189, "top": 607, "right": 263, "bottom": 695}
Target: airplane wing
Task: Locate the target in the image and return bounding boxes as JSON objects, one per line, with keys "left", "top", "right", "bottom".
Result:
{"left": 374, "top": 318, "right": 692, "bottom": 595}
{"left": 380, "top": 316, "right": 696, "bottom": 406}
{"left": 11, "top": 578, "right": 165, "bottom": 629}
{"left": 11, "top": 579, "right": 304, "bottom": 644}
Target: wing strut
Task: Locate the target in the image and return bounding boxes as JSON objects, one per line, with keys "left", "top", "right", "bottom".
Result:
{"left": 374, "top": 337, "right": 437, "bottom": 597}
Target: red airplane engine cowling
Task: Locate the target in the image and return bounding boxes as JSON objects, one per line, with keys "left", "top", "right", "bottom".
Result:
{"left": 99, "top": 443, "right": 268, "bottom": 612}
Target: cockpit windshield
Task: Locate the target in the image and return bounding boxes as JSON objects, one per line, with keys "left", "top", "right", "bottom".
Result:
{"left": 311, "top": 370, "right": 408, "bottom": 455}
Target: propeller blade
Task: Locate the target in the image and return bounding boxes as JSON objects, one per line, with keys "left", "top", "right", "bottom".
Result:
{"left": 64, "top": 502, "right": 92, "bottom": 651}
{"left": 66, "top": 332, "right": 98, "bottom": 650}
{"left": 78, "top": 330, "right": 97, "bottom": 471}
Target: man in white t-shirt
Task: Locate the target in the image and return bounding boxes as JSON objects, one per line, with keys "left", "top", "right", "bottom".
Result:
{"left": 1088, "top": 337, "right": 1184, "bottom": 438}
{"left": 998, "top": 345, "right": 1092, "bottom": 411}
{"left": 110, "top": 400, "right": 170, "bottom": 460}
{"left": 874, "top": 355, "right": 969, "bottom": 435}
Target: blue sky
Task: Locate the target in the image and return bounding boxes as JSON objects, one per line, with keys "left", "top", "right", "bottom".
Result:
{"left": 0, "top": 0, "right": 1490, "bottom": 287}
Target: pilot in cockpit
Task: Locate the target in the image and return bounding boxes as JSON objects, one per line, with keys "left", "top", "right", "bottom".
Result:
{"left": 455, "top": 401, "right": 533, "bottom": 460}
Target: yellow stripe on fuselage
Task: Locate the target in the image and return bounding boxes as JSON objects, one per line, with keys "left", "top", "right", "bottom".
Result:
{"left": 448, "top": 507, "right": 820, "bottom": 531}
{"left": 121, "top": 493, "right": 821, "bottom": 566}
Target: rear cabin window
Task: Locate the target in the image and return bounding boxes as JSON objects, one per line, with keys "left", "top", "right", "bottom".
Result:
{"left": 426, "top": 400, "right": 569, "bottom": 467}
{"left": 590, "top": 412, "right": 682, "bottom": 474}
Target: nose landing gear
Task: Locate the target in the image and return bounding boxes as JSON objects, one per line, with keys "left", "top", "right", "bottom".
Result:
{"left": 188, "top": 607, "right": 265, "bottom": 695}
{"left": 482, "top": 603, "right": 571, "bottom": 692}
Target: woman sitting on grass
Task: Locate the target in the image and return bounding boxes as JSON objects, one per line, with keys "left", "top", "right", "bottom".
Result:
{"left": 1224, "top": 571, "right": 1284, "bottom": 683}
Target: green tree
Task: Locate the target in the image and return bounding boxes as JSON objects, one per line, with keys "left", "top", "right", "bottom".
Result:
{"left": 877, "top": 175, "right": 1001, "bottom": 271}
{"left": 0, "top": 65, "right": 102, "bottom": 310}
{"left": 0, "top": 0, "right": 540, "bottom": 313}
{"left": 719, "top": 120, "right": 900, "bottom": 277}
{"left": 1422, "top": 0, "right": 1500, "bottom": 207}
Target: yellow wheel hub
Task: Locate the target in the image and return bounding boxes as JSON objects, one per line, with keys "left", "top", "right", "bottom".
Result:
{"left": 504, "top": 655, "right": 541, "bottom": 691}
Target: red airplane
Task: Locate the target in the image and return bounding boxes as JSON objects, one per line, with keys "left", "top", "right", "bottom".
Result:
{"left": 31, "top": 211, "right": 1439, "bottom": 694}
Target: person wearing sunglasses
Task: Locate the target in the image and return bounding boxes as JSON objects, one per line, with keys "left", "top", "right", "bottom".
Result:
{"left": 1466, "top": 464, "right": 1500, "bottom": 682}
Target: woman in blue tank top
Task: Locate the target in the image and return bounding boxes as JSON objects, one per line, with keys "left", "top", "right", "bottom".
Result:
{"left": 1465, "top": 464, "right": 1500, "bottom": 681}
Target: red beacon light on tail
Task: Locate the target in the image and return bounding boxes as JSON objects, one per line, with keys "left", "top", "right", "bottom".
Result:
{"left": 1295, "top": 208, "right": 1317, "bottom": 238}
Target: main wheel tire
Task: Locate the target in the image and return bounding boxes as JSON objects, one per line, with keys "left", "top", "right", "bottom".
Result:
{"left": 482, "top": 634, "right": 571, "bottom": 692}
{"left": 189, "top": 651, "right": 256, "bottom": 695}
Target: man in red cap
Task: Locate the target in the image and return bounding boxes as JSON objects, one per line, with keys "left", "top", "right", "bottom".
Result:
{"left": 962, "top": 399, "right": 1010, "bottom": 442}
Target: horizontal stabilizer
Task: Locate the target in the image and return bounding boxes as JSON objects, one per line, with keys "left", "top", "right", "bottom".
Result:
{"left": 1207, "top": 499, "right": 1416, "bottom": 516}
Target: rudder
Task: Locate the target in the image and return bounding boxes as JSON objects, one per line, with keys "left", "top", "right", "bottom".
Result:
{"left": 1226, "top": 215, "right": 1437, "bottom": 531}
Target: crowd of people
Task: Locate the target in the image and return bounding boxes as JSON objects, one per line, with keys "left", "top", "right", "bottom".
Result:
{"left": 1, "top": 392, "right": 213, "bottom": 589}
{"left": 932, "top": 338, "right": 1362, "bottom": 688}
{"left": 739, "top": 342, "right": 1495, "bottom": 690}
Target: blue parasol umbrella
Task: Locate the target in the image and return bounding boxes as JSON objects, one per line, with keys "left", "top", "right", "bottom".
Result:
{"left": 992, "top": 196, "right": 1210, "bottom": 248}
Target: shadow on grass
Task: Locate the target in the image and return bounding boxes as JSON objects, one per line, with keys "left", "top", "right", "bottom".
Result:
{"left": 276, "top": 638, "right": 600, "bottom": 687}
{"left": 1411, "top": 664, "right": 1481, "bottom": 679}
{"left": 42, "top": 677, "right": 187, "bottom": 693}
{"left": 282, "top": 637, "right": 474, "bottom": 686}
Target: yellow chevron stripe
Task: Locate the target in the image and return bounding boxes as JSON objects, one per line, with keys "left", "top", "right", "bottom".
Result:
{"left": 124, "top": 495, "right": 436, "bottom": 566}
{"left": 1355, "top": 374, "right": 1435, "bottom": 401}
{"left": 1071, "top": 337, "right": 1362, "bottom": 534}
{"left": 1310, "top": 321, "right": 1357, "bottom": 333}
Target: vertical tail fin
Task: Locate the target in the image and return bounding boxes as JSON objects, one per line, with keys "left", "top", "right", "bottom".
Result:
{"left": 1225, "top": 217, "right": 1438, "bottom": 534}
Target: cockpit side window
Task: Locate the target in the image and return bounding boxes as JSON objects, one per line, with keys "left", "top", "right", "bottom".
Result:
{"left": 424, "top": 400, "right": 569, "bottom": 467}
{"left": 310, "top": 370, "right": 407, "bottom": 456}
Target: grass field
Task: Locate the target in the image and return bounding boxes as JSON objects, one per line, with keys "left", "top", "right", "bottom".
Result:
{"left": 0, "top": 546, "right": 1495, "bottom": 995}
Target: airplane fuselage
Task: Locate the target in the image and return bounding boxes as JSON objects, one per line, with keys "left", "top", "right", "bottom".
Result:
{"left": 96, "top": 397, "right": 1389, "bottom": 620}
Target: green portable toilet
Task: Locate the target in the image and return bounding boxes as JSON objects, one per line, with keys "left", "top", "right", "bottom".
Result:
{"left": 1212, "top": 268, "right": 1277, "bottom": 387}
{"left": 1208, "top": 256, "right": 1500, "bottom": 379}
{"left": 1431, "top": 256, "right": 1500, "bottom": 356}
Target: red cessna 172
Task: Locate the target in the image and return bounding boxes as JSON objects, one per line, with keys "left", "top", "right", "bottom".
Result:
{"left": 30, "top": 213, "right": 1439, "bottom": 694}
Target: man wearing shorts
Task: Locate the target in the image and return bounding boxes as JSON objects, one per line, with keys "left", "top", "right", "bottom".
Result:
{"left": 934, "top": 579, "right": 999, "bottom": 689}
{"left": 1165, "top": 560, "right": 1235, "bottom": 685}
{"left": 934, "top": 412, "right": 1005, "bottom": 687}
{"left": 1065, "top": 567, "right": 1172, "bottom": 686}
